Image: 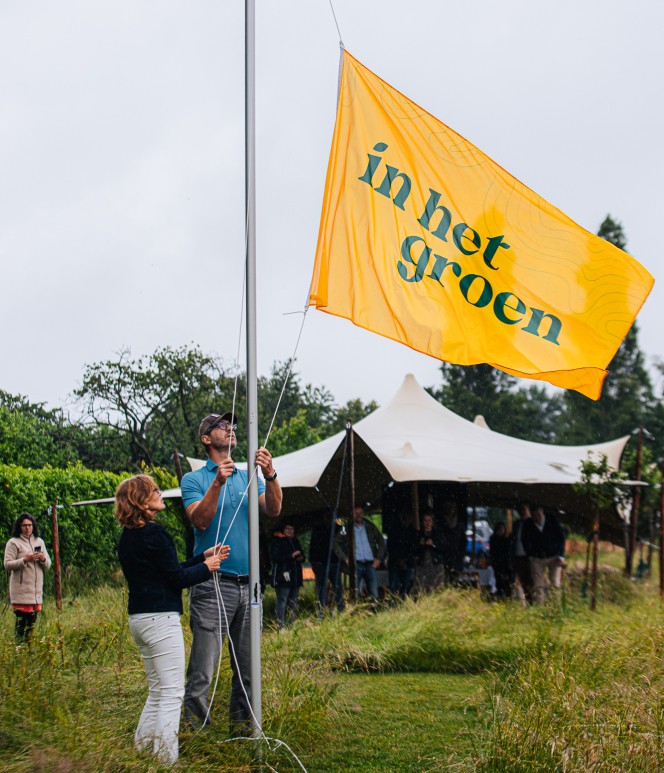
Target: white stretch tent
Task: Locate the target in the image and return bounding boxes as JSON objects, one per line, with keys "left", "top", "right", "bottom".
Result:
{"left": 186, "top": 373, "right": 629, "bottom": 534}
{"left": 72, "top": 374, "right": 631, "bottom": 538}
{"left": 280, "top": 373, "right": 626, "bottom": 484}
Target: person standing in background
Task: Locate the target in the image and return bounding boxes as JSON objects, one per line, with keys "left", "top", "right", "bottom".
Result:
{"left": 415, "top": 510, "right": 445, "bottom": 593}
{"left": 489, "top": 521, "right": 512, "bottom": 598}
{"left": 309, "top": 516, "right": 346, "bottom": 613}
{"left": 335, "top": 506, "right": 385, "bottom": 601}
{"left": 510, "top": 502, "right": 534, "bottom": 603}
{"left": 270, "top": 521, "right": 305, "bottom": 627}
{"left": 521, "top": 505, "right": 566, "bottom": 604}
{"left": 387, "top": 511, "right": 419, "bottom": 600}
{"left": 4, "top": 513, "right": 50, "bottom": 643}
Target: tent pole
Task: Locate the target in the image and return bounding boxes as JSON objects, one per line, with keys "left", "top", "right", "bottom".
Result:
{"left": 412, "top": 482, "right": 420, "bottom": 530}
{"left": 245, "top": 0, "right": 262, "bottom": 738}
{"left": 471, "top": 506, "right": 477, "bottom": 560}
{"left": 347, "top": 421, "right": 357, "bottom": 600}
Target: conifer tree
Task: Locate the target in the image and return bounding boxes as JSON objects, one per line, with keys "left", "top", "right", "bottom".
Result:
{"left": 557, "top": 216, "right": 654, "bottom": 446}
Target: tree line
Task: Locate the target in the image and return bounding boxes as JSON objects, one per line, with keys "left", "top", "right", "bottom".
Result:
{"left": 2, "top": 216, "right": 662, "bottom": 482}
{"left": 0, "top": 352, "right": 378, "bottom": 473}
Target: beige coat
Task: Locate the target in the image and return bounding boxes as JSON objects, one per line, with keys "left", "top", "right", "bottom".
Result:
{"left": 4, "top": 534, "right": 51, "bottom": 605}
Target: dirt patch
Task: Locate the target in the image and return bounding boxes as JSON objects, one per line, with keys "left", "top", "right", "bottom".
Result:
{"left": 566, "top": 538, "right": 624, "bottom": 556}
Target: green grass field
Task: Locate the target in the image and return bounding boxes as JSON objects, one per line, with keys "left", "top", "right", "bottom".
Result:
{"left": 2, "top": 554, "right": 663, "bottom": 771}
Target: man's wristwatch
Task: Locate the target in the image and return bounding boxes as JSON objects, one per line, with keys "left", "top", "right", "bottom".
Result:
{"left": 265, "top": 470, "right": 278, "bottom": 482}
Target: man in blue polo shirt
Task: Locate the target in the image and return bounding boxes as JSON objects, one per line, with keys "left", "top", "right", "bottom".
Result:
{"left": 181, "top": 412, "right": 282, "bottom": 731}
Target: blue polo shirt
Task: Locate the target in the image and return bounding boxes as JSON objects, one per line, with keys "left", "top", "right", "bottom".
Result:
{"left": 180, "top": 458, "right": 265, "bottom": 576}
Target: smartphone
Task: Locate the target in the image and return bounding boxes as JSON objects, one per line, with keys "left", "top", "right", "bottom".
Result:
{"left": 34, "top": 546, "right": 42, "bottom": 553}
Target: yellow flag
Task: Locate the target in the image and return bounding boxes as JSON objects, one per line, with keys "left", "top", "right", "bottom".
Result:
{"left": 309, "top": 51, "right": 654, "bottom": 399}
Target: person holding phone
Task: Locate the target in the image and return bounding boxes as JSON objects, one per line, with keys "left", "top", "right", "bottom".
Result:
{"left": 116, "top": 474, "right": 230, "bottom": 766}
{"left": 4, "top": 513, "right": 51, "bottom": 643}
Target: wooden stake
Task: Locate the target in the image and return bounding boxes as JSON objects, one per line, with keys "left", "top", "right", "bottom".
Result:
{"left": 590, "top": 510, "right": 599, "bottom": 612}
{"left": 659, "top": 459, "right": 664, "bottom": 597}
{"left": 51, "top": 502, "right": 62, "bottom": 611}
{"left": 626, "top": 427, "right": 644, "bottom": 576}
{"left": 173, "top": 448, "right": 184, "bottom": 483}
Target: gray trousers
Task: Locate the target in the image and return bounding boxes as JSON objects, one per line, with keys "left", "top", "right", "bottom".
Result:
{"left": 184, "top": 576, "right": 252, "bottom": 729}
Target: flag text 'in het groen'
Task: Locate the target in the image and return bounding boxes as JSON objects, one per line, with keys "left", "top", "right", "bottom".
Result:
{"left": 309, "top": 50, "right": 654, "bottom": 399}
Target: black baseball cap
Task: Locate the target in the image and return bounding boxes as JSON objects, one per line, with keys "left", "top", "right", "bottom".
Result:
{"left": 198, "top": 412, "right": 237, "bottom": 437}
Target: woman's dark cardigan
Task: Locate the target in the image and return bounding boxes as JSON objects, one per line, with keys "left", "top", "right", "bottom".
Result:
{"left": 118, "top": 521, "right": 210, "bottom": 615}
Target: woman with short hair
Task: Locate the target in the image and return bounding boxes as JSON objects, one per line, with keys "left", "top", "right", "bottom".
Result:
{"left": 4, "top": 512, "right": 51, "bottom": 643}
{"left": 116, "top": 474, "right": 229, "bottom": 766}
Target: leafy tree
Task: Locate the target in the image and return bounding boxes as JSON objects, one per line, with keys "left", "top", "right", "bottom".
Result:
{"left": 74, "top": 345, "right": 239, "bottom": 468}
{"left": 267, "top": 409, "right": 323, "bottom": 457}
{"left": 264, "top": 397, "right": 380, "bottom": 457}
{"left": 557, "top": 216, "right": 655, "bottom": 446}
{"left": 0, "top": 389, "right": 136, "bottom": 473}
{"left": 573, "top": 453, "right": 629, "bottom": 609}
{"left": 73, "top": 348, "right": 380, "bottom": 467}
{"left": 428, "top": 364, "right": 562, "bottom": 443}
{"left": 326, "top": 397, "right": 380, "bottom": 434}
{"left": 67, "top": 423, "right": 134, "bottom": 473}
{"left": 429, "top": 363, "right": 515, "bottom": 420}
{"left": 257, "top": 360, "right": 336, "bottom": 443}
{"left": 0, "top": 391, "right": 80, "bottom": 468}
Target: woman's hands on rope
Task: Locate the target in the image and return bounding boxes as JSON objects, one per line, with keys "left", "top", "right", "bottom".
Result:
{"left": 203, "top": 543, "right": 231, "bottom": 572}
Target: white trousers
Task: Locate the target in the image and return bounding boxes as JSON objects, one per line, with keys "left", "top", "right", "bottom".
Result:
{"left": 129, "top": 612, "right": 185, "bottom": 766}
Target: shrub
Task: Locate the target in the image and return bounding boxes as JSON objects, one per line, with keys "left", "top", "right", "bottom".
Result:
{"left": 0, "top": 463, "right": 184, "bottom": 589}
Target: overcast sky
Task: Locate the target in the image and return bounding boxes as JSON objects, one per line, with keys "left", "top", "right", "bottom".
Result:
{"left": 1, "top": 1, "right": 662, "bottom": 416}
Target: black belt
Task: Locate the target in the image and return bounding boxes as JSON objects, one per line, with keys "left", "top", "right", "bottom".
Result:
{"left": 217, "top": 572, "right": 249, "bottom": 584}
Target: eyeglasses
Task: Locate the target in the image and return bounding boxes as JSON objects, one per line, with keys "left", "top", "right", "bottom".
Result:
{"left": 20, "top": 523, "right": 33, "bottom": 529}
{"left": 208, "top": 420, "right": 237, "bottom": 433}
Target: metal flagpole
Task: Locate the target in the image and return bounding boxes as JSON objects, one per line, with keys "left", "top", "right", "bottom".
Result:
{"left": 245, "top": 0, "right": 262, "bottom": 737}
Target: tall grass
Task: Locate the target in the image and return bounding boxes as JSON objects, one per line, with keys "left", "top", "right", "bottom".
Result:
{"left": 0, "top": 586, "right": 340, "bottom": 771}
{"left": 1, "top": 556, "right": 661, "bottom": 771}
{"left": 281, "top": 576, "right": 638, "bottom": 676}
{"left": 475, "top": 595, "right": 664, "bottom": 771}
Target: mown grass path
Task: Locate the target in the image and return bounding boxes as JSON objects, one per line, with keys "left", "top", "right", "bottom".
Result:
{"left": 311, "top": 672, "right": 484, "bottom": 772}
